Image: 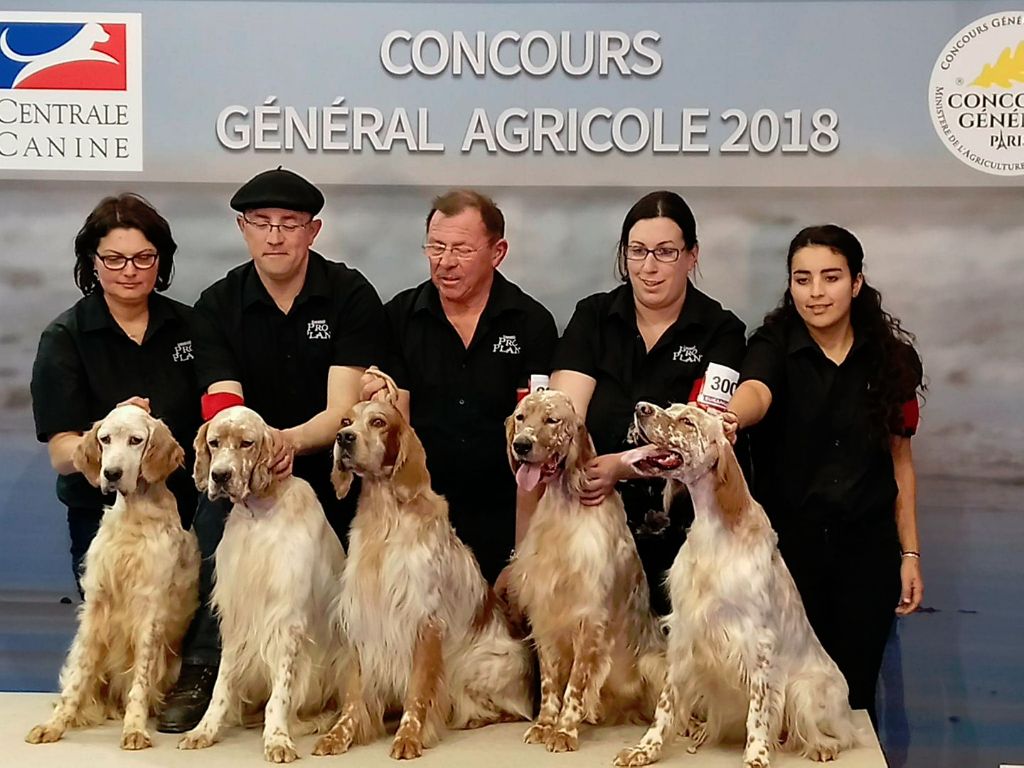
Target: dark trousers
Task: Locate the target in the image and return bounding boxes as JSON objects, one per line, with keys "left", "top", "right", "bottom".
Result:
{"left": 180, "top": 495, "right": 230, "bottom": 666}
{"left": 635, "top": 531, "right": 683, "bottom": 617}
{"left": 67, "top": 506, "right": 103, "bottom": 599}
{"left": 625, "top": 479, "right": 694, "bottom": 618}
{"left": 779, "top": 521, "right": 901, "bottom": 725}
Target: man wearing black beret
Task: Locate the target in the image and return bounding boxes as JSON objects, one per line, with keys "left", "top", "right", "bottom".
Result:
{"left": 157, "top": 167, "right": 387, "bottom": 732}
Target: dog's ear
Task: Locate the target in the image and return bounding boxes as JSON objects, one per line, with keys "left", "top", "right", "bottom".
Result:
{"left": 141, "top": 418, "right": 184, "bottom": 484}
{"left": 713, "top": 436, "right": 747, "bottom": 522}
{"left": 504, "top": 412, "right": 518, "bottom": 473}
{"left": 73, "top": 420, "right": 103, "bottom": 488}
{"left": 192, "top": 421, "right": 211, "bottom": 493}
{"left": 565, "top": 417, "right": 596, "bottom": 497}
{"left": 249, "top": 426, "right": 279, "bottom": 497}
{"left": 389, "top": 421, "right": 429, "bottom": 504}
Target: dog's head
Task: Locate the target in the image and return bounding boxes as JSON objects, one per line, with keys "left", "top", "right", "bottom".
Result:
{"left": 626, "top": 402, "right": 730, "bottom": 484}
{"left": 332, "top": 400, "right": 429, "bottom": 503}
{"left": 506, "top": 390, "right": 595, "bottom": 495}
{"left": 193, "top": 406, "right": 277, "bottom": 504}
{"left": 74, "top": 404, "right": 183, "bottom": 495}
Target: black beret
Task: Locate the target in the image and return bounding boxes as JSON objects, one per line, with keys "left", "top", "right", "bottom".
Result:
{"left": 229, "top": 167, "right": 324, "bottom": 215}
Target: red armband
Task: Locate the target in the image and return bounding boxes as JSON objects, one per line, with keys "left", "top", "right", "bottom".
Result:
{"left": 900, "top": 398, "right": 920, "bottom": 436}
{"left": 688, "top": 377, "right": 704, "bottom": 404}
{"left": 201, "top": 392, "right": 245, "bottom": 421}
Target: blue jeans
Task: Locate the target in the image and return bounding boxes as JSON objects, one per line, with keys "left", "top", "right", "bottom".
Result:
{"left": 67, "top": 506, "right": 103, "bottom": 599}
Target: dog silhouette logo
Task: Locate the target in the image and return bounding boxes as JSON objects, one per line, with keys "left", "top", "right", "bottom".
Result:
{"left": 0, "top": 21, "right": 126, "bottom": 90}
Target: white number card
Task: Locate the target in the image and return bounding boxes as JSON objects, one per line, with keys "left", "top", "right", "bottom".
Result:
{"left": 696, "top": 363, "right": 740, "bottom": 411}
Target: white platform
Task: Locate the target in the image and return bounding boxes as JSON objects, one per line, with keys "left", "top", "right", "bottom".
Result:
{"left": 3, "top": 692, "right": 887, "bottom": 767}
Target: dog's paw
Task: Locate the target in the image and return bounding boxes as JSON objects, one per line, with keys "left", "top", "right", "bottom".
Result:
{"left": 523, "top": 723, "right": 553, "bottom": 744}
{"left": 265, "top": 736, "right": 299, "bottom": 763}
{"left": 25, "top": 723, "right": 63, "bottom": 744}
{"left": 546, "top": 728, "right": 579, "bottom": 753}
{"left": 804, "top": 742, "right": 839, "bottom": 762}
{"left": 120, "top": 728, "right": 152, "bottom": 750}
{"left": 743, "top": 743, "right": 771, "bottom": 768}
{"left": 312, "top": 731, "right": 352, "bottom": 756}
{"left": 613, "top": 745, "right": 658, "bottom": 766}
{"left": 390, "top": 734, "right": 424, "bottom": 760}
{"left": 178, "top": 730, "right": 216, "bottom": 750}
{"left": 687, "top": 721, "right": 709, "bottom": 750}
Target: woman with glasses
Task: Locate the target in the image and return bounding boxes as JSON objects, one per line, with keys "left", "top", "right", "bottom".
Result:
{"left": 548, "top": 190, "right": 746, "bottom": 614}
{"left": 724, "top": 224, "right": 924, "bottom": 723}
{"left": 31, "top": 194, "right": 201, "bottom": 597}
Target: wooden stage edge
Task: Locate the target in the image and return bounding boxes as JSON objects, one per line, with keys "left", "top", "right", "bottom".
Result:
{"left": 1, "top": 692, "right": 887, "bottom": 767}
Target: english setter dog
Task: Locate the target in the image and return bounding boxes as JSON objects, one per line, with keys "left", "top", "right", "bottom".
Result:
{"left": 615, "top": 402, "right": 863, "bottom": 767}
{"left": 25, "top": 404, "right": 199, "bottom": 750}
{"left": 505, "top": 390, "right": 664, "bottom": 753}
{"left": 179, "top": 406, "right": 347, "bottom": 763}
{"left": 312, "top": 390, "right": 532, "bottom": 760}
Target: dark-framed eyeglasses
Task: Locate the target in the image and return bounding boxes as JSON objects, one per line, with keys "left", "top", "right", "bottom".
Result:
{"left": 624, "top": 245, "right": 683, "bottom": 263}
{"left": 95, "top": 252, "right": 159, "bottom": 270}
{"left": 241, "top": 213, "right": 312, "bottom": 234}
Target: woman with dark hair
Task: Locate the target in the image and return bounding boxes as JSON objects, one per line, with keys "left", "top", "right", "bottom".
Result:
{"left": 31, "top": 193, "right": 201, "bottom": 596}
{"left": 724, "top": 223, "right": 924, "bottom": 723}
{"left": 547, "top": 191, "right": 746, "bottom": 615}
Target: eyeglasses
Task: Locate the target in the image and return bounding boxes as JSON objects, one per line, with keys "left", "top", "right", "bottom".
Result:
{"left": 241, "top": 214, "right": 312, "bottom": 235}
{"left": 625, "top": 245, "right": 683, "bottom": 263}
{"left": 95, "top": 252, "right": 159, "bottom": 270}
{"left": 422, "top": 242, "right": 487, "bottom": 261}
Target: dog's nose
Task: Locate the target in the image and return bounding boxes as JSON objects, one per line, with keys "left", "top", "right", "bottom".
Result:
{"left": 512, "top": 437, "right": 533, "bottom": 457}
{"left": 211, "top": 469, "right": 232, "bottom": 485}
{"left": 338, "top": 431, "right": 357, "bottom": 447}
{"left": 103, "top": 468, "right": 123, "bottom": 482}
{"left": 636, "top": 402, "right": 655, "bottom": 417}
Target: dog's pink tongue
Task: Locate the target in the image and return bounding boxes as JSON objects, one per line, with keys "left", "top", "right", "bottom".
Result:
{"left": 621, "top": 444, "right": 662, "bottom": 468}
{"left": 516, "top": 463, "right": 543, "bottom": 492}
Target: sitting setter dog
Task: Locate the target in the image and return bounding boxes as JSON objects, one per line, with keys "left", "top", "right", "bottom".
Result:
{"left": 505, "top": 389, "right": 664, "bottom": 753}
{"left": 179, "top": 406, "right": 347, "bottom": 763}
{"left": 313, "top": 382, "right": 532, "bottom": 760}
{"left": 615, "top": 402, "right": 863, "bottom": 767}
{"left": 25, "top": 404, "right": 199, "bottom": 750}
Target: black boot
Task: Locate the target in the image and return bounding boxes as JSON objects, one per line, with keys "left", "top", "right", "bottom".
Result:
{"left": 157, "top": 663, "right": 218, "bottom": 733}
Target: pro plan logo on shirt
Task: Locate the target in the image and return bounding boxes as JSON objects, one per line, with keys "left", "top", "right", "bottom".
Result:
{"left": 172, "top": 340, "right": 193, "bottom": 362}
{"left": 307, "top": 319, "right": 330, "bottom": 340}
{"left": 672, "top": 344, "right": 702, "bottom": 363}
{"left": 493, "top": 334, "right": 521, "bottom": 354}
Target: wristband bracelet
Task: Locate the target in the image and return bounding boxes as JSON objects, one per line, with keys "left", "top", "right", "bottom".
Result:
{"left": 901, "top": 551, "right": 921, "bottom": 559}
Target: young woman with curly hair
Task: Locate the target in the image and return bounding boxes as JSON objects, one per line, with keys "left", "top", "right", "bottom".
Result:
{"left": 724, "top": 224, "right": 925, "bottom": 725}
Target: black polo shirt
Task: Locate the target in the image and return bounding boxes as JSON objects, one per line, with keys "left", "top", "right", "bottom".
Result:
{"left": 552, "top": 281, "right": 746, "bottom": 538}
{"left": 192, "top": 250, "right": 387, "bottom": 529}
{"left": 31, "top": 292, "right": 202, "bottom": 519}
{"left": 740, "top": 314, "right": 922, "bottom": 535}
{"left": 386, "top": 272, "right": 558, "bottom": 583}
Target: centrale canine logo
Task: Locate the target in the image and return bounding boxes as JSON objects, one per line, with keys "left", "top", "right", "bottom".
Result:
{"left": 0, "top": 12, "right": 141, "bottom": 171}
